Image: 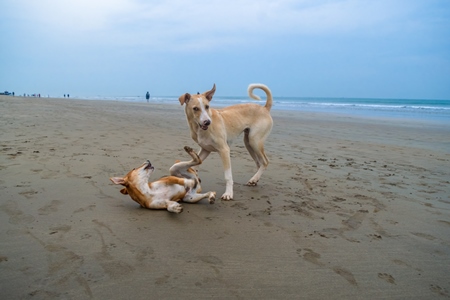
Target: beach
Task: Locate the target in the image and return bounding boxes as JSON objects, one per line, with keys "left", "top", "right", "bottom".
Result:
{"left": 1, "top": 95, "right": 449, "bottom": 298}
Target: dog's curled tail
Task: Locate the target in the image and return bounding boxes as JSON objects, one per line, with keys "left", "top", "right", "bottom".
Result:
{"left": 248, "top": 83, "right": 273, "bottom": 111}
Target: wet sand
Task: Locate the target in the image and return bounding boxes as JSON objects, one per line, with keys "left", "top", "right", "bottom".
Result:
{"left": 1, "top": 95, "right": 449, "bottom": 299}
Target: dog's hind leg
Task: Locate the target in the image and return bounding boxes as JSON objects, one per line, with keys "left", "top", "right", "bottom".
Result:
{"left": 184, "top": 146, "right": 202, "bottom": 165}
{"left": 244, "top": 128, "right": 260, "bottom": 168}
{"left": 246, "top": 147, "right": 269, "bottom": 186}
{"left": 169, "top": 146, "right": 202, "bottom": 179}
{"left": 244, "top": 129, "right": 271, "bottom": 186}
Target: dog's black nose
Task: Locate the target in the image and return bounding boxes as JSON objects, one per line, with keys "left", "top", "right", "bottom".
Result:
{"left": 204, "top": 120, "right": 211, "bottom": 126}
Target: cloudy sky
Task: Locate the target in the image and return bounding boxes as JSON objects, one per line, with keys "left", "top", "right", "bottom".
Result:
{"left": 1, "top": 0, "right": 449, "bottom": 99}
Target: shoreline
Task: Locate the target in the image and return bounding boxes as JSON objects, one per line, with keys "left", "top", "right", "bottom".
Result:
{"left": 5, "top": 94, "right": 450, "bottom": 124}
{"left": 1, "top": 95, "right": 449, "bottom": 298}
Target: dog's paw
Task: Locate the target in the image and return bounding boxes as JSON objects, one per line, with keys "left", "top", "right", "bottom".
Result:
{"left": 172, "top": 205, "right": 183, "bottom": 213}
{"left": 208, "top": 192, "right": 216, "bottom": 204}
{"left": 184, "top": 146, "right": 193, "bottom": 153}
{"left": 221, "top": 192, "right": 233, "bottom": 201}
{"left": 168, "top": 202, "right": 183, "bottom": 213}
{"left": 246, "top": 180, "right": 258, "bottom": 186}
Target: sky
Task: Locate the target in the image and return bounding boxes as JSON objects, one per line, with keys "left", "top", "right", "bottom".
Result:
{"left": 1, "top": 0, "right": 449, "bottom": 99}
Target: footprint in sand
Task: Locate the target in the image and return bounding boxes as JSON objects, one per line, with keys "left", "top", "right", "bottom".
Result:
{"left": 38, "top": 200, "right": 62, "bottom": 215}
{"left": 18, "top": 189, "right": 39, "bottom": 199}
{"left": 342, "top": 210, "right": 368, "bottom": 230}
{"left": 199, "top": 255, "right": 223, "bottom": 266}
{"left": 0, "top": 200, "right": 35, "bottom": 224}
{"left": 334, "top": 267, "right": 357, "bottom": 286}
{"left": 155, "top": 274, "right": 171, "bottom": 285}
{"left": 298, "top": 248, "right": 324, "bottom": 266}
{"left": 411, "top": 232, "right": 436, "bottom": 240}
{"left": 49, "top": 224, "right": 72, "bottom": 235}
{"left": 135, "top": 247, "right": 155, "bottom": 262}
{"left": 73, "top": 204, "right": 96, "bottom": 214}
{"left": 430, "top": 284, "right": 449, "bottom": 297}
{"left": 378, "top": 273, "right": 396, "bottom": 284}
{"left": 230, "top": 202, "right": 248, "bottom": 211}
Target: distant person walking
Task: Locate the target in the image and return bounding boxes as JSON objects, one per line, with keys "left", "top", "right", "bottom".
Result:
{"left": 146, "top": 91, "right": 150, "bottom": 102}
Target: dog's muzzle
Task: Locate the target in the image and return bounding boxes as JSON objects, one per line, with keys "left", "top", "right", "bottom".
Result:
{"left": 144, "top": 160, "right": 154, "bottom": 171}
{"left": 200, "top": 120, "right": 211, "bottom": 130}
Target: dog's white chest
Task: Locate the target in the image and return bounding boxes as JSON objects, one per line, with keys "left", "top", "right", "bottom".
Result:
{"left": 196, "top": 133, "right": 218, "bottom": 152}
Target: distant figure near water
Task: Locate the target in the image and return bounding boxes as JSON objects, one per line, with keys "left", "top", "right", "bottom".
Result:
{"left": 146, "top": 91, "right": 150, "bottom": 102}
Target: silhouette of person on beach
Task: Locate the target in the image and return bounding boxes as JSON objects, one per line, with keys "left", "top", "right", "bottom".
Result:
{"left": 146, "top": 91, "right": 150, "bottom": 102}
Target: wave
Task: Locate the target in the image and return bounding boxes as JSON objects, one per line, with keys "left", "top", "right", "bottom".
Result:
{"left": 71, "top": 95, "right": 450, "bottom": 120}
{"left": 273, "top": 101, "right": 450, "bottom": 111}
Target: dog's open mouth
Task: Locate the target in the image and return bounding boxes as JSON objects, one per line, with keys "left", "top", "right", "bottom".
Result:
{"left": 199, "top": 121, "right": 211, "bottom": 130}
{"left": 198, "top": 119, "right": 211, "bottom": 130}
{"left": 144, "top": 160, "right": 154, "bottom": 170}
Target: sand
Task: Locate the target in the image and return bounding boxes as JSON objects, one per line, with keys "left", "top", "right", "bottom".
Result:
{"left": 1, "top": 95, "right": 449, "bottom": 299}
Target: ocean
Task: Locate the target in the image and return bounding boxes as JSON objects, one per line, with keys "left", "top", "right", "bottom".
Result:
{"left": 75, "top": 95, "right": 450, "bottom": 123}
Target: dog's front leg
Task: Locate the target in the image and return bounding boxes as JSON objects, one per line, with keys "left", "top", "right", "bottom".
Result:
{"left": 165, "top": 201, "right": 183, "bottom": 213}
{"left": 219, "top": 147, "right": 233, "bottom": 200}
{"left": 198, "top": 148, "right": 210, "bottom": 161}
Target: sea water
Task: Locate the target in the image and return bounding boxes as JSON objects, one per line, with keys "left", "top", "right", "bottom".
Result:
{"left": 75, "top": 95, "right": 450, "bottom": 123}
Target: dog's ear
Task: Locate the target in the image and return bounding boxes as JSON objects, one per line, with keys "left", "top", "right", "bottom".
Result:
{"left": 205, "top": 84, "right": 216, "bottom": 101}
{"left": 179, "top": 93, "right": 191, "bottom": 105}
{"left": 120, "top": 188, "right": 128, "bottom": 195}
{"left": 110, "top": 177, "right": 126, "bottom": 185}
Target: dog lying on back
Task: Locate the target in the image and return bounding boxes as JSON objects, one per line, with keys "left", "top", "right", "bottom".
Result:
{"left": 110, "top": 146, "right": 216, "bottom": 213}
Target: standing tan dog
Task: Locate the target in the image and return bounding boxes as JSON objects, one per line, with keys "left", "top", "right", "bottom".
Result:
{"left": 179, "top": 83, "right": 273, "bottom": 200}
{"left": 110, "top": 146, "right": 216, "bottom": 213}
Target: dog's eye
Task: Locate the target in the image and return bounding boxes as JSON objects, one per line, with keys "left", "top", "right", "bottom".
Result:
{"left": 193, "top": 107, "right": 199, "bottom": 111}
{"left": 205, "top": 105, "right": 209, "bottom": 110}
